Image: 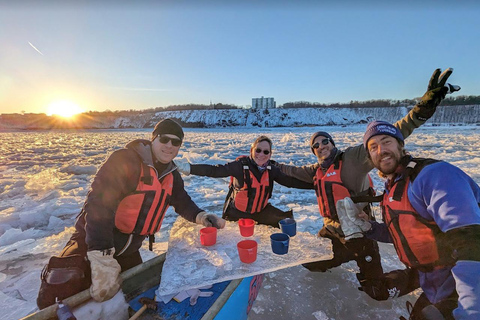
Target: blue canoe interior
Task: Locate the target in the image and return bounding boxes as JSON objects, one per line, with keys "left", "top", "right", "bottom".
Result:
{"left": 129, "top": 275, "right": 264, "bottom": 319}
{"left": 21, "top": 253, "right": 264, "bottom": 320}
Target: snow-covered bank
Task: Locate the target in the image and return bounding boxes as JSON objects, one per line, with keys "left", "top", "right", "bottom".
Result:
{"left": 1, "top": 105, "right": 479, "bottom": 130}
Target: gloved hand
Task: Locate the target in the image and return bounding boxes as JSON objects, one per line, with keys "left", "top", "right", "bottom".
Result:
{"left": 175, "top": 158, "right": 191, "bottom": 176}
{"left": 87, "top": 249, "right": 122, "bottom": 302}
{"left": 356, "top": 268, "right": 419, "bottom": 301}
{"left": 412, "top": 68, "right": 461, "bottom": 121}
{"left": 336, "top": 197, "right": 371, "bottom": 240}
{"left": 196, "top": 211, "right": 226, "bottom": 229}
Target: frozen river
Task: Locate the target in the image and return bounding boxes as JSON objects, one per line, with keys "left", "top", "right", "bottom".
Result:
{"left": 0, "top": 125, "right": 479, "bottom": 319}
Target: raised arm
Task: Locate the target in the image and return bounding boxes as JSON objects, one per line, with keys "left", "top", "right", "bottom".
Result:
{"left": 395, "top": 68, "right": 460, "bottom": 139}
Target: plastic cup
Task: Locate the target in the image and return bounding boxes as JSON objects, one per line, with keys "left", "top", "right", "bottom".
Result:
{"left": 270, "top": 233, "right": 290, "bottom": 255}
{"left": 279, "top": 218, "right": 297, "bottom": 237}
{"left": 200, "top": 227, "right": 217, "bottom": 246}
{"left": 238, "top": 218, "right": 255, "bottom": 237}
{"left": 237, "top": 240, "right": 258, "bottom": 263}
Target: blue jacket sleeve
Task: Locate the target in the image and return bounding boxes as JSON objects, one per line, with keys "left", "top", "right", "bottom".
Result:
{"left": 407, "top": 161, "right": 480, "bottom": 231}
{"left": 452, "top": 261, "right": 480, "bottom": 319}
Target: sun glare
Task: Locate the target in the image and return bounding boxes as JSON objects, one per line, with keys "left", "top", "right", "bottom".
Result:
{"left": 46, "top": 100, "right": 84, "bottom": 118}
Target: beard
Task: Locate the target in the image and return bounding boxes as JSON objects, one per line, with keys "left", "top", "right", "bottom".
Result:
{"left": 373, "top": 150, "right": 402, "bottom": 176}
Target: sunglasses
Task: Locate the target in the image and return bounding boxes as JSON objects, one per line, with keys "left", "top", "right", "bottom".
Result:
{"left": 255, "top": 148, "right": 271, "bottom": 155}
{"left": 158, "top": 135, "right": 182, "bottom": 147}
{"left": 312, "top": 138, "right": 330, "bottom": 149}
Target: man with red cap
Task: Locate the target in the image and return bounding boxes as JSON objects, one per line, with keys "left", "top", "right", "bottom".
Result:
{"left": 274, "top": 68, "right": 460, "bottom": 282}
{"left": 36, "top": 118, "right": 225, "bottom": 309}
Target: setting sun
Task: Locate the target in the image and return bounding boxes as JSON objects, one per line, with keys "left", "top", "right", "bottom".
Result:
{"left": 46, "top": 100, "right": 84, "bottom": 118}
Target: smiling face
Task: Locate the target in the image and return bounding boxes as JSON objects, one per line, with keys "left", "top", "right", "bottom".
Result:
{"left": 251, "top": 140, "right": 272, "bottom": 166}
{"left": 367, "top": 135, "right": 404, "bottom": 178}
{"left": 151, "top": 134, "right": 182, "bottom": 164}
{"left": 312, "top": 135, "right": 334, "bottom": 161}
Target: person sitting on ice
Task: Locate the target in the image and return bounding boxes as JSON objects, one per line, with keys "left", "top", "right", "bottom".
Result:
{"left": 36, "top": 118, "right": 226, "bottom": 309}
{"left": 176, "top": 135, "right": 313, "bottom": 227}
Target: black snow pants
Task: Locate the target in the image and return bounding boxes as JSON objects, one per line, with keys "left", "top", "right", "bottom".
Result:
{"left": 302, "top": 225, "right": 384, "bottom": 279}
{"left": 223, "top": 203, "right": 293, "bottom": 228}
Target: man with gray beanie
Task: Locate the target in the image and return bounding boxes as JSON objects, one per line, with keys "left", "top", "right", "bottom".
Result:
{"left": 37, "top": 118, "right": 225, "bottom": 309}
{"left": 273, "top": 68, "right": 460, "bottom": 282}
{"left": 332, "top": 120, "right": 480, "bottom": 319}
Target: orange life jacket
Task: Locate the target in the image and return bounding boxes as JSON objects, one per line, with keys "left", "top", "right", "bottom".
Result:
{"left": 231, "top": 156, "right": 272, "bottom": 214}
{"left": 381, "top": 159, "right": 455, "bottom": 270}
{"left": 115, "top": 162, "right": 173, "bottom": 236}
{"left": 314, "top": 158, "right": 375, "bottom": 220}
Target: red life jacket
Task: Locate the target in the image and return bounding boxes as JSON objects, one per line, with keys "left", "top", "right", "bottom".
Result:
{"left": 115, "top": 162, "right": 173, "bottom": 236}
{"left": 231, "top": 156, "right": 272, "bottom": 214}
{"left": 381, "top": 159, "right": 455, "bottom": 270}
{"left": 314, "top": 157, "right": 375, "bottom": 220}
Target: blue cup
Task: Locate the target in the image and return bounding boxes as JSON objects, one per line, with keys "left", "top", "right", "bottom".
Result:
{"left": 270, "top": 233, "right": 290, "bottom": 255}
{"left": 279, "top": 218, "right": 296, "bottom": 237}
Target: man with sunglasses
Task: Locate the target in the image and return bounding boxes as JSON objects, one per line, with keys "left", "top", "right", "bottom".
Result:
{"left": 177, "top": 135, "right": 314, "bottom": 227}
{"left": 273, "top": 68, "right": 460, "bottom": 282}
{"left": 37, "top": 118, "right": 225, "bottom": 309}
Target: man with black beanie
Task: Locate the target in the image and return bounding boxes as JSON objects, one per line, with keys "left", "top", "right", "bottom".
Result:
{"left": 36, "top": 118, "right": 225, "bottom": 309}
{"left": 274, "top": 68, "right": 460, "bottom": 282}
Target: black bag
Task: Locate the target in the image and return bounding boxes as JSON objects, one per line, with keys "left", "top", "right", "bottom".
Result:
{"left": 37, "top": 254, "right": 91, "bottom": 309}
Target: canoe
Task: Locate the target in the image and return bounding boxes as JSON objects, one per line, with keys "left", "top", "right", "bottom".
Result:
{"left": 20, "top": 252, "right": 263, "bottom": 320}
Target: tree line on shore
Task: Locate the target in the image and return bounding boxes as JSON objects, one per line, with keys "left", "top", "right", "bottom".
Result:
{"left": 84, "top": 95, "right": 480, "bottom": 115}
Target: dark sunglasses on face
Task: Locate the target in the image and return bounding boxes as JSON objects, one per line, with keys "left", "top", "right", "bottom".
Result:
{"left": 312, "top": 138, "right": 330, "bottom": 150}
{"left": 255, "top": 148, "right": 271, "bottom": 155}
{"left": 158, "top": 135, "right": 182, "bottom": 147}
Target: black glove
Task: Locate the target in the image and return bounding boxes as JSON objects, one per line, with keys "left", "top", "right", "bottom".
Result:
{"left": 357, "top": 268, "right": 420, "bottom": 301}
{"left": 412, "top": 68, "right": 461, "bottom": 121}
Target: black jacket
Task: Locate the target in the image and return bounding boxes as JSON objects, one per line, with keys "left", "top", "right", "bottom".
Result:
{"left": 73, "top": 139, "right": 202, "bottom": 256}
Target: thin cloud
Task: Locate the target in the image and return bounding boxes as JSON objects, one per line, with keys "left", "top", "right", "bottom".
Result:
{"left": 108, "top": 86, "right": 173, "bottom": 92}
{"left": 28, "top": 42, "right": 44, "bottom": 56}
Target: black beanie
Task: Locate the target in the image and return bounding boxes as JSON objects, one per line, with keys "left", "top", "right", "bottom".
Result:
{"left": 310, "top": 131, "right": 335, "bottom": 153}
{"left": 152, "top": 119, "right": 184, "bottom": 140}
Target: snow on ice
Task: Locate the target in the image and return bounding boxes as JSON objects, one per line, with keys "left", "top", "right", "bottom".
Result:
{"left": 0, "top": 124, "right": 479, "bottom": 320}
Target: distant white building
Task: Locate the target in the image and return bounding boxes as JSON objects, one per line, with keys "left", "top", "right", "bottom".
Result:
{"left": 252, "top": 96, "right": 276, "bottom": 109}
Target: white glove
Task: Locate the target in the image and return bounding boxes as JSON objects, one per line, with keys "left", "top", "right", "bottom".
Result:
{"left": 336, "top": 197, "right": 372, "bottom": 240}
{"left": 196, "top": 211, "right": 226, "bottom": 229}
{"left": 175, "top": 158, "right": 191, "bottom": 175}
{"left": 87, "top": 249, "right": 122, "bottom": 302}
{"left": 445, "top": 83, "right": 461, "bottom": 94}
{"left": 187, "top": 288, "right": 214, "bottom": 306}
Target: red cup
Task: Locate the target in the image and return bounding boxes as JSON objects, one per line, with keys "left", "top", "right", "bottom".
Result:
{"left": 200, "top": 227, "right": 217, "bottom": 246}
{"left": 238, "top": 218, "right": 255, "bottom": 237}
{"left": 237, "top": 240, "right": 257, "bottom": 263}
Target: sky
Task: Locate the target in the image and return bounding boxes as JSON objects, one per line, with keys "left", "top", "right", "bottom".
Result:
{"left": 1, "top": 0, "right": 480, "bottom": 115}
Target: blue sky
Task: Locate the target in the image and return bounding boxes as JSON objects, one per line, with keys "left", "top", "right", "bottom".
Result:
{"left": 1, "top": 1, "right": 479, "bottom": 114}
